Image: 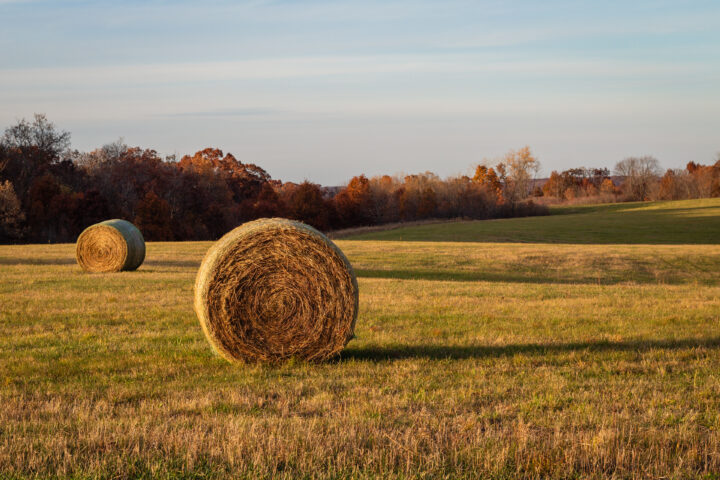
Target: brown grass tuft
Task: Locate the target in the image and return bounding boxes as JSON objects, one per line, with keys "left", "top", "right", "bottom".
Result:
{"left": 75, "top": 219, "right": 145, "bottom": 272}
{"left": 194, "top": 218, "right": 359, "bottom": 363}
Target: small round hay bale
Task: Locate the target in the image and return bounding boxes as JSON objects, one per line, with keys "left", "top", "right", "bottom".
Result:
{"left": 75, "top": 219, "right": 145, "bottom": 272}
{"left": 194, "top": 218, "right": 359, "bottom": 363}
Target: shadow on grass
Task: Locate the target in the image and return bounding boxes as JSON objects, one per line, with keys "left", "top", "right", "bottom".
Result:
{"left": 550, "top": 203, "right": 720, "bottom": 217}
{"left": 144, "top": 259, "right": 201, "bottom": 268}
{"left": 0, "top": 257, "right": 75, "bottom": 266}
{"left": 341, "top": 337, "right": 720, "bottom": 361}
{"left": 347, "top": 202, "right": 720, "bottom": 245}
{"left": 0, "top": 257, "right": 201, "bottom": 269}
{"left": 355, "top": 268, "right": 712, "bottom": 286}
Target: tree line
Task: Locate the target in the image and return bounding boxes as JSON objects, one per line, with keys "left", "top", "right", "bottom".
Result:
{"left": 539, "top": 155, "right": 720, "bottom": 203}
{"left": 2, "top": 115, "right": 717, "bottom": 243}
{"left": 0, "top": 115, "right": 547, "bottom": 243}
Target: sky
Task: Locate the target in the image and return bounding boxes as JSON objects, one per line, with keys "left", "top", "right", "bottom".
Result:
{"left": 1, "top": 0, "right": 719, "bottom": 185}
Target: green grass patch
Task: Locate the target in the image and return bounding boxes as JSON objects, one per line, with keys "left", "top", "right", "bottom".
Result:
{"left": 346, "top": 198, "right": 720, "bottom": 244}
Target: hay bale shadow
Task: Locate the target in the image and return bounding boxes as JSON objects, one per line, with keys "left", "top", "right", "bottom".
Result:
{"left": 144, "top": 259, "right": 201, "bottom": 268}
{"left": 0, "top": 257, "right": 75, "bottom": 266}
{"left": 341, "top": 337, "right": 720, "bottom": 361}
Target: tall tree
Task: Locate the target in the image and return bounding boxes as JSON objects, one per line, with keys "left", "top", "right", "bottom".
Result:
{"left": 473, "top": 165, "right": 503, "bottom": 204}
{"left": 285, "top": 182, "right": 331, "bottom": 230}
{"left": 178, "top": 148, "right": 271, "bottom": 203}
{"left": 500, "top": 146, "right": 540, "bottom": 202}
{"left": 0, "top": 180, "right": 25, "bottom": 241}
{"left": 614, "top": 156, "right": 662, "bottom": 200}
{"left": 334, "top": 174, "right": 372, "bottom": 226}
{"left": 134, "top": 190, "right": 173, "bottom": 241}
{"left": 0, "top": 114, "right": 72, "bottom": 202}
{"left": 1, "top": 114, "right": 70, "bottom": 158}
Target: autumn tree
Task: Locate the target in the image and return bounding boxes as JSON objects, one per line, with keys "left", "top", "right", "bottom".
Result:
{"left": 79, "top": 147, "right": 168, "bottom": 220}
{"left": 544, "top": 167, "right": 611, "bottom": 199}
{"left": 366, "top": 175, "right": 400, "bottom": 223}
{"left": 600, "top": 178, "right": 617, "bottom": 196}
{"left": 417, "top": 186, "right": 437, "bottom": 218}
{"left": 241, "top": 182, "right": 285, "bottom": 220}
{"left": 0, "top": 115, "right": 109, "bottom": 242}
{"left": 614, "top": 156, "right": 662, "bottom": 200}
{"left": 2, "top": 114, "right": 70, "bottom": 158}
{"left": 472, "top": 165, "right": 503, "bottom": 203}
{"left": 134, "top": 190, "right": 173, "bottom": 241}
{"left": 396, "top": 173, "right": 440, "bottom": 220}
{"left": 178, "top": 148, "right": 270, "bottom": 203}
{"left": 334, "top": 174, "right": 372, "bottom": 226}
{"left": 686, "top": 160, "right": 720, "bottom": 198}
{"left": 0, "top": 180, "right": 25, "bottom": 241}
{"left": 77, "top": 190, "right": 111, "bottom": 228}
{"left": 0, "top": 115, "right": 72, "bottom": 207}
{"left": 73, "top": 139, "right": 128, "bottom": 171}
{"left": 436, "top": 176, "right": 495, "bottom": 218}
{"left": 500, "top": 146, "right": 540, "bottom": 202}
{"left": 542, "top": 171, "right": 566, "bottom": 198}
{"left": 25, "top": 173, "right": 86, "bottom": 242}
{"left": 283, "top": 181, "right": 332, "bottom": 230}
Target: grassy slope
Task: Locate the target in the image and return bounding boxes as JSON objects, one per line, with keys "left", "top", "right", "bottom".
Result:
{"left": 1, "top": 199, "right": 720, "bottom": 479}
{"left": 346, "top": 198, "right": 720, "bottom": 244}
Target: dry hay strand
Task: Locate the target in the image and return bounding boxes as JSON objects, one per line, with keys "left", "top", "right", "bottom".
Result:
{"left": 194, "top": 218, "right": 359, "bottom": 363}
{"left": 75, "top": 219, "right": 145, "bottom": 272}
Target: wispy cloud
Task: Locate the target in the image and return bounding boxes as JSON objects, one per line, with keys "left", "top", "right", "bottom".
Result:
{"left": 2, "top": 52, "right": 718, "bottom": 125}
{"left": 2, "top": 54, "right": 717, "bottom": 88}
{"left": 157, "top": 108, "right": 279, "bottom": 117}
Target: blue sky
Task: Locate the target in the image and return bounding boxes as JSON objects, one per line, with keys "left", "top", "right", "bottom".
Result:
{"left": 1, "top": 0, "right": 719, "bottom": 184}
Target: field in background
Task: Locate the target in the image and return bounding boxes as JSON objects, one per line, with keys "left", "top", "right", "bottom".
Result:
{"left": 1, "top": 199, "right": 719, "bottom": 479}
{"left": 349, "top": 198, "right": 720, "bottom": 244}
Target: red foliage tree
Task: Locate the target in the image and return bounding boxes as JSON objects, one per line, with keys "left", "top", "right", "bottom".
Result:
{"left": 134, "top": 190, "right": 173, "bottom": 241}
{"left": 334, "top": 174, "right": 372, "bottom": 227}
{"left": 241, "top": 182, "right": 285, "bottom": 220}
{"left": 179, "top": 148, "right": 270, "bottom": 203}
{"left": 284, "top": 182, "right": 332, "bottom": 230}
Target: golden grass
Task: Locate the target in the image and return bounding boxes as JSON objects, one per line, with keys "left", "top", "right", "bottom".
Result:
{"left": 1, "top": 203, "right": 720, "bottom": 478}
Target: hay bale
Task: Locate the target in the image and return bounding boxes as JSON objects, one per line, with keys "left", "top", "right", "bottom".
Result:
{"left": 194, "top": 218, "right": 359, "bottom": 363}
{"left": 75, "top": 219, "right": 145, "bottom": 272}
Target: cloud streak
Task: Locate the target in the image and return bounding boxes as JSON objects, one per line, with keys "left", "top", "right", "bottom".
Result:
{"left": 2, "top": 54, "right": 717, "bottom": 87}
{"left": 157, "top": 108, "right": 279, "bottom": 117}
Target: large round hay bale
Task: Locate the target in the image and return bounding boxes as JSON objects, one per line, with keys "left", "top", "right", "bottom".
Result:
{"left": 75, "top": 219, "right": 145, "bottom": 272}
{"left": 194, "top": 218, "right": 359, "bottom": 363}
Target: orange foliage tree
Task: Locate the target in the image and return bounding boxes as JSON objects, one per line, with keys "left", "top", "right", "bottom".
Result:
{"left": 334, "top": 174, "right": 372, "bottom": 227}
{"left": 472, "top": 165, "right": 503, "bottom": 204}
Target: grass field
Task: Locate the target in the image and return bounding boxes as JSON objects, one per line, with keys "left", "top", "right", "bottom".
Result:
{"left": 349, "top": 198, "right": 720, "bottom": 244}
{"left": 1, "top": 199, "right": 720, "bottom": 479}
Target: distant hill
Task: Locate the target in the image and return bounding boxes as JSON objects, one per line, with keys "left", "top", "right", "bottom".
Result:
{"left": 343, "top": 198, "right": 720, "bottom": 245}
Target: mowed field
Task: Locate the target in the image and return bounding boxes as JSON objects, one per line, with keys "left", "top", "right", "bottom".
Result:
{"left": 1, "top": 199, "right": 720, "bottom": 479}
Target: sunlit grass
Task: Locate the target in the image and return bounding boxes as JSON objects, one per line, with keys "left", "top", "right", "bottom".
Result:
{"left": 348, "top": 198, "right": 720, "bottom": 244}
{"left": 1, "top": 199, "right": 719, "bottom": 478}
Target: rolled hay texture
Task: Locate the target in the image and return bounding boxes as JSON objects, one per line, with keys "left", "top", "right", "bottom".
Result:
{"left": 194, "top": 218, "right": 359, "bottom": 363}
{"left": 75, "top": 219, "right": 146, "bottom": 272}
